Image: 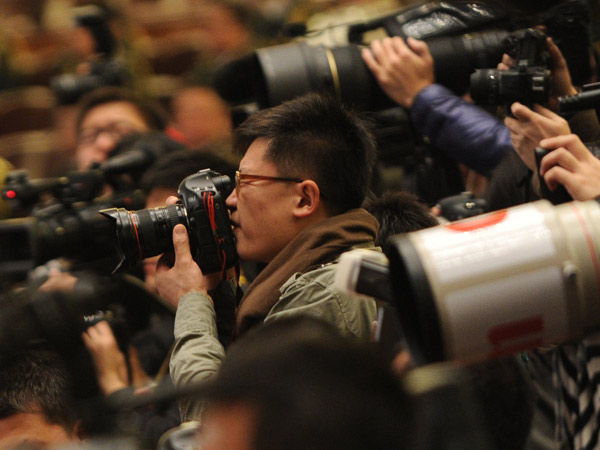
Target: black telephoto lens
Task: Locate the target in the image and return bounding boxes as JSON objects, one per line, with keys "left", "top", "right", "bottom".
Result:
{"left": 101, "top": 204, "right": 187, "bottom": 267}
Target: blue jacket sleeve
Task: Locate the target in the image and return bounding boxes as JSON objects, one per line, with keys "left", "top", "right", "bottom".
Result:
{"left": 411, "top": 84, "right": 512, "bottom": 176}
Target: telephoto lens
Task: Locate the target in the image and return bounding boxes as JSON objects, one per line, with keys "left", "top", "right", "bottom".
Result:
{"left": 100, "top": 204, "right": 187, "bottom": 261}
{"left": 385, "top": 199, "right": 600, "bottom": 365}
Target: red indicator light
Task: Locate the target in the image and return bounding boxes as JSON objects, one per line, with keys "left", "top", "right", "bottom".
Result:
{"left": 4, "top": 190, "right": 16, "bottom": 199}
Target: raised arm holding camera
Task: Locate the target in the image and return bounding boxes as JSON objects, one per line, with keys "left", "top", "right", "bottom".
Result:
{"left": 361, "top": 36, "right": 512, "bottom": 177}
{"left": 502, "top": 36, "right": 585, "bottom": 170}
{"left": 361, "top": 11, "right": 598, "bottom": 197}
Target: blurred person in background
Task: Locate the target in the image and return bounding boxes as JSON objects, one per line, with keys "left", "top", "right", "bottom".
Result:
{"left": 168, "top": 85, "right": 235, "bottom": 162}
{"left": 0, "top": 348, "right": 85, "bottom": 449}
{"left": 198, "top": 315, "right": 413, "bottom": 450}
{"left": 73, "top": 85, "right": 167, "bottom": 172}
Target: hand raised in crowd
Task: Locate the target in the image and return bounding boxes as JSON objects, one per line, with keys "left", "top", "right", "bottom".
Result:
{"left": 504, "top": 103, "right": 570, "bottom": 170}
{"left": 154, "top": 196, "right": 222, "bottom": 308}
{"left": 82, "top": 320, "right": 129, "bottom": 396}
{"left": 361, "top": 37, "right": 434, "bottom": 108}
{"left": 538, "top": 134, "right": 600, "bottom": 201}
{"left": 38, "top": 268, "right": 78, "bottom": 292}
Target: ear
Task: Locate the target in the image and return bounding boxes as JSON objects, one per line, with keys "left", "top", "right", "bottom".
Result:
{"left": 72, "top": 419, "right": 88, "bottom": 441}
{"left": 292, "top": 180, "right": 321, "bottom": 218}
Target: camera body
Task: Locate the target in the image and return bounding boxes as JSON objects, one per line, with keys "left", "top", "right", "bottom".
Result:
{"left": 175, "top": 169, "right": 237, "bottom": 274}
{"left": 436, "top": 192, "right": 488, "bottom": 222}
{"left": 51, "top": 60, "right": 131, "bottom": 106}
{"left": 101, "top": 169, "right": 237, "bottom": 275}
{"left": 470, "top": 28, "right": 551, "bottom": 109}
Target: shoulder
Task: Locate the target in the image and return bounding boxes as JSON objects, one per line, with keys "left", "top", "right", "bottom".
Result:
{"left": 266, "top": 260, "right": 377, "bottom": 339}
{"left": 277, "top": 261, "right": 342, "bottom": 310}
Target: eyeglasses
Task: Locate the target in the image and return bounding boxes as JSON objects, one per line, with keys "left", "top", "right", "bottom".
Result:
{"left": 235, "top": 170, "right": 303, "bottom": 193}
{"left": 78, "top": 121, "right": 140, "bottom": 147}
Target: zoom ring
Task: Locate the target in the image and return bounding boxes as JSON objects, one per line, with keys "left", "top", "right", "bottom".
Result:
{"left": 167, "top": 204, "right": 184, "bottom": 229}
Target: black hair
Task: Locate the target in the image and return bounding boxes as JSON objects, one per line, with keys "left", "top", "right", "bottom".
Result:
{"left": 75, "top": 86, "right": 168, "bottom": 133}
{"left": 233, "top": 92, "right": 377, "bottom": 215}
{"left": 140, "top": 148, "right": 237, "bottom": 194}
{"left": 203, "top": 316, "right": 413, "bottom": 450}
{"left": 363, "top": 190, "right": 438, "bottom": 246}
{"left": 0, "top": 348, "right": 79, "bottom": 433}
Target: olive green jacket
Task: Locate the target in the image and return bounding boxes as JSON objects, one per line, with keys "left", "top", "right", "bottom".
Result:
{"left": 170, "top": 255, "right": 378, "bottom": 421}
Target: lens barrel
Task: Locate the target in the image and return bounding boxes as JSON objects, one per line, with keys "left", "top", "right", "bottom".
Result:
{"left": 101, "top": 204, "right": 186, "bottom": 265}
{"left": 469, "top": 69, "right": 501, "bottom": 105}
{"left": 213, "top": 29, "right": 511, "bottom": 112}
{"left": 385, "top": 199, "right": 600, "bottom": 364}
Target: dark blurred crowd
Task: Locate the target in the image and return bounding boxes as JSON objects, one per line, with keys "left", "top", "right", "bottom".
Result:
{"left": 2, "top": 1, "right": 600, "bottom": 450}
{"left": 0, "top": 0, "right": 411, "bottom": 179}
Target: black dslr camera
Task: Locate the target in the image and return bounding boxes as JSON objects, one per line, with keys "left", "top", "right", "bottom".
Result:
{"left": 470, "top": 28, "right": 551, "bottom": 109}
{"left": 101, "top": 169, "right": 237, "bottom": 275}
{"left": 0, "top": 169, "right": 145, "bottom": 281}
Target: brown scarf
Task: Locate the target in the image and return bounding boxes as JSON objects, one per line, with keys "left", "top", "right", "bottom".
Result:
{"left": 234, "top": 208, "right": 378, "bottom": 336}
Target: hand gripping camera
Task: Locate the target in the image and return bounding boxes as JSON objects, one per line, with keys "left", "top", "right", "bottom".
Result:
{"left": 101, "top": 169, "right": 237, "bottom": 275}
{"left": 470, "top": 28, "right": 551, "bottom": 109}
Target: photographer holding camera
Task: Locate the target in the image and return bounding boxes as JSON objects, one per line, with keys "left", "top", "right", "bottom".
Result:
{"left": 361, "top": 7, "right": 600, "bottom": 449}
{"left": 74, "top": 86, "right": 168, "bottom": 172}
{"left": 498, "top": 28, "right": 599, "bottom": 164}
{"left": 362, "top": 30, "right": 599, "bottom": 209}
{"left": 484, "top": 34, "right": 599, "bottom": 210}
{"left": 154, "top": 92, "right": 379, "bottom": 421}
{"left": 35, "top": 86, "right": 170, "bottom": 292}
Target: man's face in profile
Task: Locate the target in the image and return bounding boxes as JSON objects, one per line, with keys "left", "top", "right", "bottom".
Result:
{"left": 225, "top": 138, "right": 301, "bottom": 263}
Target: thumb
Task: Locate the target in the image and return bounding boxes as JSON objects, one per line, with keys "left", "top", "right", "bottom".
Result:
{"left": 511, "top": 102, "right": 535, "bottom": 120}
{"left": 172, "top": 224, "right": 193, "bottom": 264}
{"left": 407, "top": 37, "right": 430, "bottom": 57}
